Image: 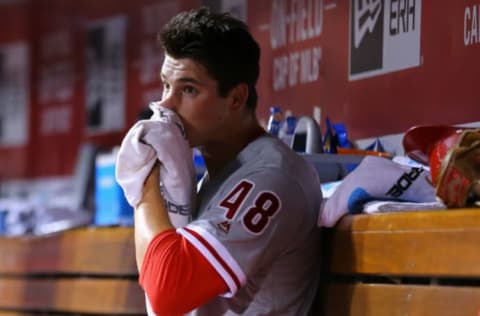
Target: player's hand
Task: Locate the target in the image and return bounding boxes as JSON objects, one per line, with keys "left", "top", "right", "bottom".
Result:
{"left": 141, "top": 162, "right": 161, "bottom": 202}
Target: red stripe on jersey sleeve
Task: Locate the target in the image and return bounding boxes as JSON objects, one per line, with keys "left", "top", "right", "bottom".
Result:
{"left": 139, "top": 229, "right": 228, "bottom": 315}
{"left": 183, "top": 227, "right": 242, "bottom": 291}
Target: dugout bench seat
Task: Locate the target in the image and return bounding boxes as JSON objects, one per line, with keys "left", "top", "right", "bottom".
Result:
{"left": 0, "top": 227, "right": 145, "bottom": 315}
{"left": 1, "top": 208, "right": 479, "bottom": 315}
{"left": 317, "top": 207, "right": 480, "bottom": 316}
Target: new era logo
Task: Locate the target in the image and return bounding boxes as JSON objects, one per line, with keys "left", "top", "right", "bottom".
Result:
{"left": 349, "top": 0, "right": 422, "bottom": 80}
{"left": 353, "top": 0, "right": 383, "bottom": 49}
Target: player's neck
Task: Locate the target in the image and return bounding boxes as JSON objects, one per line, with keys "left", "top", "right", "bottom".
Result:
{"left": 200, "top": 120, "right": 265, "bottom": 177}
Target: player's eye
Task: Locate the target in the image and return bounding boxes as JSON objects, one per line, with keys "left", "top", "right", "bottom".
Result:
{"left": 183, "top": 85, "right": 198, "bottom": 96}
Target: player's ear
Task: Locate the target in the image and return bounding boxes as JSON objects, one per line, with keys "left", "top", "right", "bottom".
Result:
{"left": 228, "top": 83, "right": 249, "bottom": 111}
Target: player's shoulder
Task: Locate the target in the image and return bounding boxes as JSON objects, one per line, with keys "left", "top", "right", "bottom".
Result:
{"left": 239, "top": 135, "right": 320, "bottom": 185}
{"left": 223, "top": 135, "right": 321, "bottom": 201}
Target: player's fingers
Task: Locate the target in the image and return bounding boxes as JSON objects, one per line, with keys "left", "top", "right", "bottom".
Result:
{"left": 144, "top": 162, "right": 160, "bottom": 188}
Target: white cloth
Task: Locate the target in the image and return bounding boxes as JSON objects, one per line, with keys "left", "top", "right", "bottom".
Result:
{"left": 318, "top": 156, "right": 438, "bottom": 227}
{"left": 363, "top": 200, "right": 445, "bottom": 214}
{"left": 115, "top": 102, "right": 195, "bottom": 228}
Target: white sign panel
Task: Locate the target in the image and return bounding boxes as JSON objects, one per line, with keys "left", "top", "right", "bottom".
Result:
{"left": 85, "top": 15, "right": 126, "bottom": 133}
{"left": 38, "top": 30, "right": 75, "bottom": 136}
{"left": 349, "top": 0, "right": 422, "bottom": 80}
{"left": 0, "top": 42, "right": 29, "bottom": 146}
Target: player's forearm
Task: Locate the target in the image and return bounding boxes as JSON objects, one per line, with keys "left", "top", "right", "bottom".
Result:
{"left": 134, "top": 204, "right": 173, "bottom": 271}
{"left": 134, "top": 167, "right": 174, "bottom": 271}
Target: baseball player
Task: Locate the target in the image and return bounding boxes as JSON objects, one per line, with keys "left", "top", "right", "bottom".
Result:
{"left": 133, "top": 7, "right": 322, "bottom": 316}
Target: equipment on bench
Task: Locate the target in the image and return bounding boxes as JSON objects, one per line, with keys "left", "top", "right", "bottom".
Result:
{"left": 403, "top": 125, "right": 480, "bottom": 208}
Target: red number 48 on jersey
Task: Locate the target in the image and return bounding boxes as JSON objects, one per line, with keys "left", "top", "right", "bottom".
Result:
{"left": 218, "top": 180, "right": 282, "bottom": 235}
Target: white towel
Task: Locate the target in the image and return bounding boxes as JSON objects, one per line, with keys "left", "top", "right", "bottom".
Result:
{"left": 363, "top": 200, "right": 445, "bottom": 214}
{"left": 318, "top": 156, "right": 437, "bottom": 227}
{"left": 115, "top": 102, "right": 195, "bottom": 228}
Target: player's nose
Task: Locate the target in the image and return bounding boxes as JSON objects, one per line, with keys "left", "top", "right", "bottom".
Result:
{"left": 157, "top": 92, "right": 178, "bottom": 112}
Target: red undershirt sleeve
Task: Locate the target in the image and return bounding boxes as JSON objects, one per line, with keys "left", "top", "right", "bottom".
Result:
{"left": 139, "top": 228, "right": 229, "bottom": 315}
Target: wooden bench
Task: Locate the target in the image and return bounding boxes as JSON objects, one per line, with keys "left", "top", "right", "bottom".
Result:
{"left": 0, "top": 227, "right": 146, "bottom": 315}
{"left": 2, "top": 208, "right": 480, "bottom": 315}
{"left": 319, "top": 208, "right": 480, "bottom": 316}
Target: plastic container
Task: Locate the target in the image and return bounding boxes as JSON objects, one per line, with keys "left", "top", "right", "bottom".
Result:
{"left": 323, "top": 117, "right": 338, "bottom": 153}
{"left": 94, "top": 151, "right": 133, "bottom": 226}
{"left": 292, "top": 116, "right": 323, "bottom": 153}
{"left": 333, "top": 123, "right": 350, "bottom": 148}
{"left": 267, "top": 106, "right": 283, "bottom": 137}
{"left": 279, "top": 115, "right": 297, "bottom": 146}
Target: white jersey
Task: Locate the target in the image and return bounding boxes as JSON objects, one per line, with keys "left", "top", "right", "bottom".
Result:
{"left": 178, "top": 134, "right": 322, "bottom": 315}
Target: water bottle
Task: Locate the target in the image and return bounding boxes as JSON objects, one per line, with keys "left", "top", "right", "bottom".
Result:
{"left": 323, "top": 117, "right": 337, "bottom": 153}
{"left": 279, "top": 114, "right": 297, "bottom": 147}
{"left": 267, "top": 106, "right": 282, "bottom": 137}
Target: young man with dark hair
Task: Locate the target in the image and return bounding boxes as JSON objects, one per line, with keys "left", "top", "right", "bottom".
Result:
{"left": 134, "top": 7, "right": 322, "bottom": 315}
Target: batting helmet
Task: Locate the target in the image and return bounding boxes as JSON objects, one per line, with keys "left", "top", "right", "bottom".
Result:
{"left": 403, "top": 125, "right": 480, "bottom": 208}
